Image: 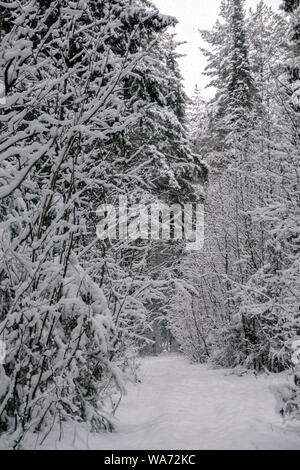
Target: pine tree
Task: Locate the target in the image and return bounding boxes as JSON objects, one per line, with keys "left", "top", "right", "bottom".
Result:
{"left": 0, "top": 0, "right": 187, "bottom": 448}
{"left": 177, "top": 0, "right": 298, "bottom": 371}
{"left": 262, "top": 0, "right": 300, "bottom": 421}
{"left": 239, "top": 0, "right": 300, "bottom": 370}
{"left": 227, "top": 0, "right": 256, "bottom": 123}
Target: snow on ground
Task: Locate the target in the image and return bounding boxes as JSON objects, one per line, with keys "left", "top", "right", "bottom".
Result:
{"left": 26, "top": 353, "right": 300, "bottom": 450}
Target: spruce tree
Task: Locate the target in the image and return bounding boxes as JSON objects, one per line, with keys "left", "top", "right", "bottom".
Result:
{"left": 0, "top": 0, "right": 191, "bottom": 448}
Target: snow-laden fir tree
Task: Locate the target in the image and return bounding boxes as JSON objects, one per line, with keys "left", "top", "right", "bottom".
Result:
{"left": 261, "top": 0, "right": 300, "bottom": 423}
{"left": 0, "top": 0, "right": 195, "bottom": 448}
{"left": 169, "top": 0, "right": 299, "bottom": 371}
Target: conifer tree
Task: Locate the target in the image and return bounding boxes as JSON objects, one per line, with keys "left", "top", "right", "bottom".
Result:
{"left": 0, "top": 0, "right": 192, "bottom": 448}
{"left": 174, "top": 0, "right": 298, "bottom": 371}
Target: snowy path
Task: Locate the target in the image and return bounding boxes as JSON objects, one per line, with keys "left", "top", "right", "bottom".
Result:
{"left": 35, "top": 353, "right": 300, "bottom": 450}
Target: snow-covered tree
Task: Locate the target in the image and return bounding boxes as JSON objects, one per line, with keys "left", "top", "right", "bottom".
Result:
{"left": 0, "top": 0, "right": 192, "bottom": 448}
{"left": 173, "top": 0, "right": 299, "bottom": 372}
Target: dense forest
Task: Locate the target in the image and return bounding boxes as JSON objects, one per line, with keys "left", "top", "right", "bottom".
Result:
{"left": 0, "top": 0, "right": 299, "bottom": 449}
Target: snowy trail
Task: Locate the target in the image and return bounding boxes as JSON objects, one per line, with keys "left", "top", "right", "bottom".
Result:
{"left": 36, "top": 353, "right": 300, "bottom": 450}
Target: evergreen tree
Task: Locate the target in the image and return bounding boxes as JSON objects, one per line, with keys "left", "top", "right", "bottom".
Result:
{"left": 173, "top": 0, "right": 298, "bottom": 372}
{"left": 0, "top": 0, "right": 189, "bottom": 448}
{"left": 227, "top": 0, "right": 256, "bottom": 122}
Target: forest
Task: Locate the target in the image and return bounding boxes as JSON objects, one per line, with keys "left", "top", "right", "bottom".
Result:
{"left": 0, "top": 0, "right": 299, "bottom": 449}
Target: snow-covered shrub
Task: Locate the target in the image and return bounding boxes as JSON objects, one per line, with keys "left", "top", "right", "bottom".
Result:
{"left": 273, "top": 339, "right": 300, "bottom": 431}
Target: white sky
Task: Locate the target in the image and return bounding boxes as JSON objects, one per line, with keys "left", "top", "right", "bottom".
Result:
{"left": 153, "top": 0, "right": 282, "bottom": 98}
